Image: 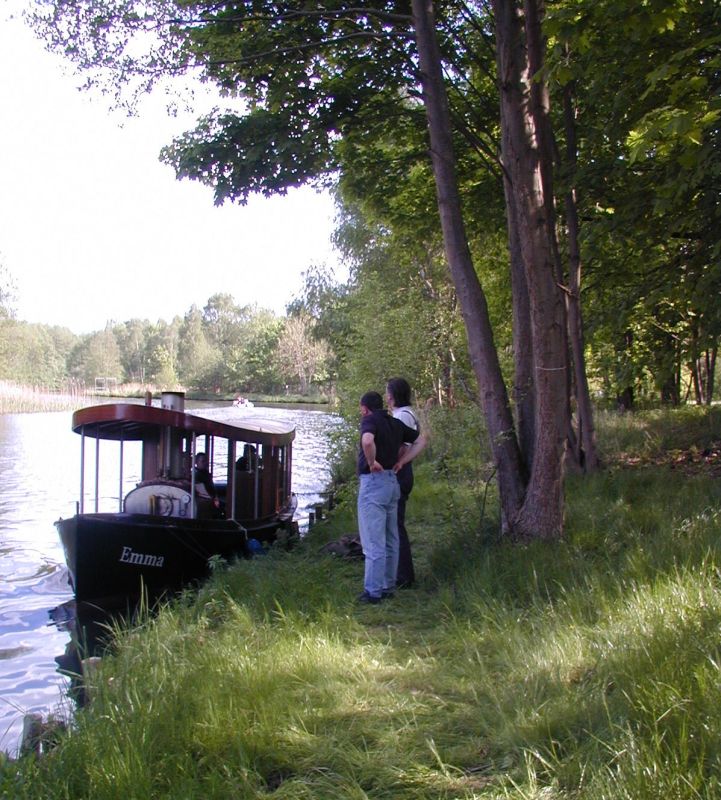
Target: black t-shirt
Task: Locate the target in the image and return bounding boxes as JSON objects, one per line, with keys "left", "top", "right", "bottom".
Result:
{"left": 357, "top": 409, "right": 420, "bottom": 474}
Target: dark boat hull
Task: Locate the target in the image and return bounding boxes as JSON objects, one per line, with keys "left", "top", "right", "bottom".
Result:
{"left": 57, "top": 513, "right": 254, "bottom": 603}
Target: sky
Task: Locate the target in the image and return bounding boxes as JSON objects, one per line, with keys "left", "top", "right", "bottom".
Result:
{"left": 0, "top": 4, "right": 342, "bottom": 335}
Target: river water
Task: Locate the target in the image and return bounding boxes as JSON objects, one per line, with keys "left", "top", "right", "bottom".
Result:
{"left": 0, "top": 402, "right": 342, "bottom": 756}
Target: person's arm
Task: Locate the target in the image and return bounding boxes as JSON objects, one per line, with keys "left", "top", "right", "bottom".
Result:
{"left": 393, "top": 433, "right": 427, "bottom": 472}
{"left": 209, "top": 476, "right": 220, "bottom": 507}
{"left": 361, "top": 431, "right": 382, "bottom": 472}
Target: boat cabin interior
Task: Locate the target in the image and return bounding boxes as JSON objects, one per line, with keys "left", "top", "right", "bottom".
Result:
{"left": 123, "top": 437, "right": 291, "bottom": 524}
{"left": 73, "top": 394, "right": 294, "bottom": 529}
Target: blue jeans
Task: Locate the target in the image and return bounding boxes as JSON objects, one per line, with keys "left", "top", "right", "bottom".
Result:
{"left": 357, "top": 471, "right": 401, "bottom": 598}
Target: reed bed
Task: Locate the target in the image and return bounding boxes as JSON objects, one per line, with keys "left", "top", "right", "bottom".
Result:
{"left": 3, "top": 407, "right": 721, "bottom": 798}
{"left": 0, "top": 381, "right": 93, "bottom": 414}
{"left": 0, "top": 381, "right": 164, "bottom": 414}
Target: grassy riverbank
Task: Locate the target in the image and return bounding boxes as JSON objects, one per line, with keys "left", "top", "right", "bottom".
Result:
{"left": 3, "top": 407, "right": 721, "bottom": 798}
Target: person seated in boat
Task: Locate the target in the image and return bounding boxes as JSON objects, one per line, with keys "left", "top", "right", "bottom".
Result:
{"left": 236, "top": 444, "right": 257, "bottom": 472}
{"left": 194, "top": 452, "right": 220, "bottom": 517}
{"left": 234, "top": 445, "right": 259, "bottom": 520}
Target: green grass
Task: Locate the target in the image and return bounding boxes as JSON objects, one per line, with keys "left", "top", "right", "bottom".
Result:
{"left": 595, "top": 405, "right": 721, "bottom": 462}
{"left": 4, "top": 407, "right": 721, "bottom": 798}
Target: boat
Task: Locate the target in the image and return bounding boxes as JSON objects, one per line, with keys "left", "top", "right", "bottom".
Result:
{"left": 56, "top": 392, "right": 296, "bottom": 603}
{"left": 234, "top": 395, "right": 255, "bottom": 408}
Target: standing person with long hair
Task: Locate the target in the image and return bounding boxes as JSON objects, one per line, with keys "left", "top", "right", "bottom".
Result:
{"left": 386, "top": 377, "right": 422, "bottom": 589}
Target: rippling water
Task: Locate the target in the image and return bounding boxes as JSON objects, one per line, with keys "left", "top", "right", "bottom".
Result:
{"left": 0, "top": 402, "right": 341, "bottom": 756}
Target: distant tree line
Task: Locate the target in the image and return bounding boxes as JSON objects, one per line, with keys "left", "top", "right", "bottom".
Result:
{"left": 0, "top": 284, "right": 333, "bottom": 396}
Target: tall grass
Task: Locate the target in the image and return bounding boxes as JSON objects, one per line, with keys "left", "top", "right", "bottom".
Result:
{"left": 0, "top": 381, "right": 92, "bottom": 414}
{"left": 3, "top": 407, "right": 721, "bottom": 798}
{"left": 595, "top": 404, "right": 721, "bottom": 463}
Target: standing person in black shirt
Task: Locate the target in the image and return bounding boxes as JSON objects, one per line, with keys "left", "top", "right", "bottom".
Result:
{"left": 356, "top": 391, "right": 426, "bottom": 604}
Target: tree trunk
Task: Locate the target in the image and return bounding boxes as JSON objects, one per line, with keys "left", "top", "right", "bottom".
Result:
{"left": 503, "top": 161, "right": 534, "bottom": 475}
{"left": 493, "top": 0, "right": 568, "bottom": 539}
{"left": 690, "top": 357, "right": 703, "bottom": 405}
{"left": 693, "top": 343, "right": 718, "bottom": 406}
{"left": 706, "top": 347, "right": 717, "bottom": 405}
{"left": 411, "top": 0, "right": 527, "bottom": 525}
{"left": 562, "top": 82, "right": 599, "bottom": 471}
{"left": 413, "top": 0, "right": 568, "bottom": 539}
{"left": 617, "top": 385, "right": 634, "bottom": 412}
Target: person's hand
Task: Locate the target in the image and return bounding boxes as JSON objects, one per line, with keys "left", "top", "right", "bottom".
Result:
{"left": 369, "top": 459, "right": 383, "bottom": 473}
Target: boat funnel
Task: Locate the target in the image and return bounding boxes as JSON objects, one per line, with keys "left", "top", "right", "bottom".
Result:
{"left": 161, "top": 391, "right": 185, "bottom": 412}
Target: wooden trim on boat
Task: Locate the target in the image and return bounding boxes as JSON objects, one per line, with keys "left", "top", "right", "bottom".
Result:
{"left": 71, "top": 403, "right": 295, "bottom": 447}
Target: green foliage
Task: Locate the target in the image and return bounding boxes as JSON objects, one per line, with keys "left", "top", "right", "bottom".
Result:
{"left": 547, "top": 0, "right": 721, "bottom": 406}
{"left": 25, "top": 0, "right": 721, "bottom": 410}
{"left": 161, "top": 106, "right": 335, "bottom": 204}
{"left": 0, "top": 260, "right": 17, "bottom": 319}
{"left": 158, "top": 3, "right": 419, "bottom": 203}
{"left": 0, "top": 320, "right": 76, "bottom": 387}
{"left": 113, "top": 319, "right": 153, "bottom": 383}
{"left": 240, "top": 309, "right": 285, "bottom": 393}
{"left": 176, "top": 306, "right": 219, "bottom": 390}
{"left": 274, "top": 313, "right": 332, "bottom": 394}
{"left": 67, "top": 327, "right": 123, "bottom": 385}
{"left": 0, "top": 287, "right": 337, "bottom": 397}
{"left": 331, "top": 204, "right": 477, "bottom": 410}
{"left": 286, "top": 261, "right": 352, "bottom": 381}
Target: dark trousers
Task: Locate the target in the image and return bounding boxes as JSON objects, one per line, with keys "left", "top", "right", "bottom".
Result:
{"left": 396, "top": 491, "right": 415, "bottom": 587}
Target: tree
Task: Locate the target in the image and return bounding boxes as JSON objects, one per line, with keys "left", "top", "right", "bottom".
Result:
{"left": 202, "top": 293, "right": 250, "bottom": 348}
{"left": 330, "top": 199, "right": 481, "bottom": 408}
{"left": 545, "top": 0, "right": 721, "bottom": 409}
{"left": 286, "top": 262, "right": 351, "bottom": 370}
{"left": 68, "top": 327, "right": 123, "bottom": 385}
{"left": 144, "top": 318, "right": 182, "bottom": 387}
{"left": 196, "top": 293, "right": 250, "bottom": 390}
{"left": 275, "top": 313, "right": 332, "bottom": 395}
{"left": 177, "top": 305, "right": 220, "bottom": 389}
{"left": 0, "top": 321, "right": 74, "bottom": 386}
{"left": 0, "top": 261, "right": 19, "bottom": 379}
{"left": 113, "top": 318, "right": 152, "bottom": 383}
{"left": 486, "top": 0, "right": 571, "bottom": 533}
{"left": 0, "top": 260, "right": 17, "bottom": 320}
{"left": 239, "top": 308, "right": 284, "bottom": 393}
{"left": 29, "top": 0, "right": 589, "bottom": 538}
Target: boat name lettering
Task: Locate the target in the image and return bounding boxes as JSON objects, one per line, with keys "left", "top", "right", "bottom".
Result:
{"left": 119, "top": 546, "right": 165, "bottom": 568}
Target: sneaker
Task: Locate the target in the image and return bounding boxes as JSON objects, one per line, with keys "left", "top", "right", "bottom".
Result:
{"left": 357, "top": 591, "right": 382, "bottom": 605}
{"left": 381, "top": 590, "right": 395, "bottom": 599}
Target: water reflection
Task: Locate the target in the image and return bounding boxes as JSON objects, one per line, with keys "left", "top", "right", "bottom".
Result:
{"left": 51, "top": 599, "right": 131, "bottom": 709}
{"left": 0, "top": 403, "right": 340, "bottom": 756}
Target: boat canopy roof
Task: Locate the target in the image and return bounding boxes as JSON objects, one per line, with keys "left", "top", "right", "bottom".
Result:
{"left": 71, "top": 403, "right": 295, "bottom": 447}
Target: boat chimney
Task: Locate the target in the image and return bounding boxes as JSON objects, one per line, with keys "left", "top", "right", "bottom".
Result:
{"left": 161, "top": 391, "right": 185, "bottom": 412}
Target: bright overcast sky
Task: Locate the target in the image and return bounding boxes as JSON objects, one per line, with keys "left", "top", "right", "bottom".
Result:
{"left": 0, "top": 4, "right": 342, "bottom": 335}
